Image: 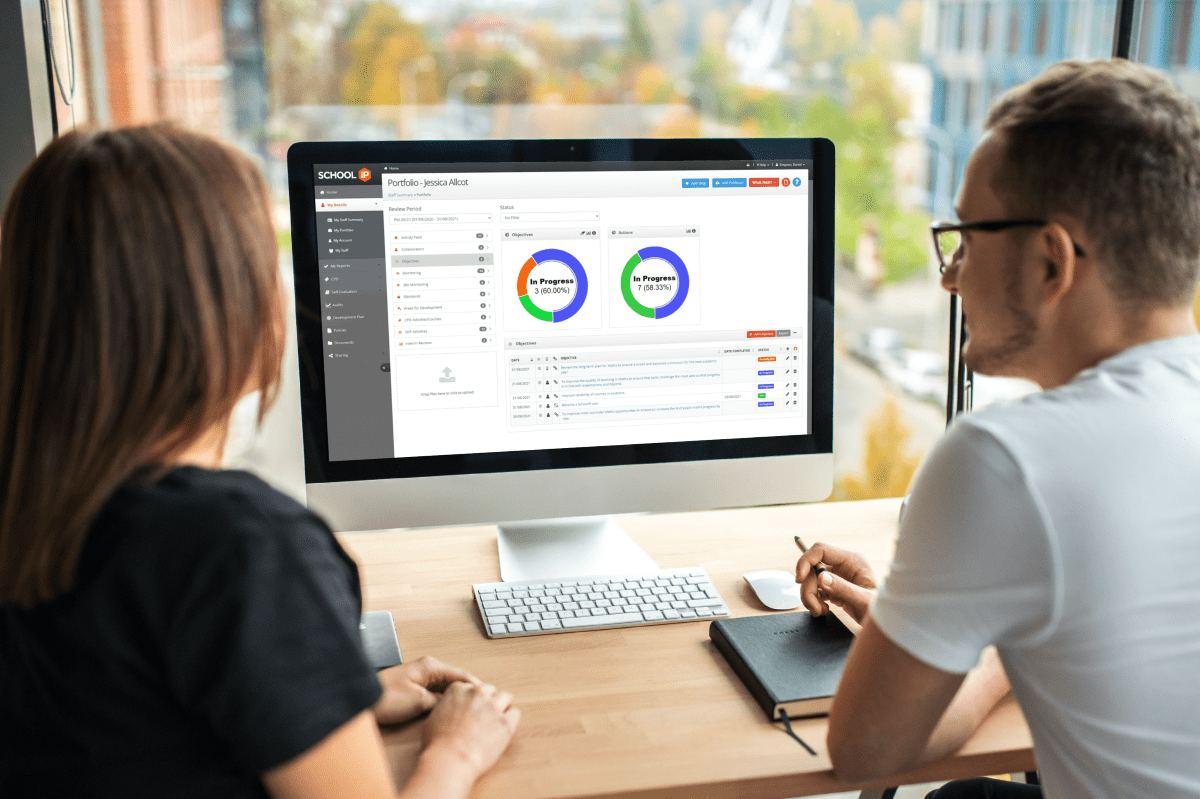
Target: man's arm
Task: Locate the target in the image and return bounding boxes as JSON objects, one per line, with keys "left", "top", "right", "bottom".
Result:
{"left": 827, "top": 619, "right": 1010, "bottom": 783}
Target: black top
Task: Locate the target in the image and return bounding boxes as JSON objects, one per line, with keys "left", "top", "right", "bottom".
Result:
{"left": 0, "top": 467, "right": 382, "bottom": 798}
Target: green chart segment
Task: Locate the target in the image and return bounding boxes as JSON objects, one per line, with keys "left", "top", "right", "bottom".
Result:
{"left": 621, "top": 245, "right": 690, "bottom": 319}
{"left": 519, "top": 293, "right": 553, "bottom": 322}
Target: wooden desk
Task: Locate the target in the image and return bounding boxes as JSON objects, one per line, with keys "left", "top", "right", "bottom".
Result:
{"left": 339, "top": 498, "right": 1035, "bottom": 799}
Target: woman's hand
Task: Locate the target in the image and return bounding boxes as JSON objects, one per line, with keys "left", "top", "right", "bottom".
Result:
{"left": 795, "top": 541, "right": 878, "bottom": 624}
{"left": 374, "top": 656, "right": 482, "bottom": 726}
{"left": 420, "top": 681, "right": 520, "bottom": 782}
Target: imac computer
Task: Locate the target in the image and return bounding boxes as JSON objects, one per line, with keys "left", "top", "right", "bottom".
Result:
{"left": 287, "top": 138, "right": 833, "bottom": 593}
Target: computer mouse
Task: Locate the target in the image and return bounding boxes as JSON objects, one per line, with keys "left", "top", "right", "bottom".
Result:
{"left": 742, "top": 569, "right": 803, "bottom": 611}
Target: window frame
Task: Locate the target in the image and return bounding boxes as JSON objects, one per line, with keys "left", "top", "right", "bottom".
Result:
{"left": 0, "top": 0, "right": 55, "bottom": 207}
{"left": 4, "top": 0, "right": 1148, "bottom": 428}
{"left": 950, "top": 0, "right": 1141, "bottom": 420}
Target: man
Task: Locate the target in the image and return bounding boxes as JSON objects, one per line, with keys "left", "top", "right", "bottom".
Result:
{"left": 796, "top": 59, "right": 1200, "bottom": 798}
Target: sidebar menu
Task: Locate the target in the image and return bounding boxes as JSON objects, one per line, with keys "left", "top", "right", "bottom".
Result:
{"left": 319, "top": 209, "right": 395, "bottom": 461}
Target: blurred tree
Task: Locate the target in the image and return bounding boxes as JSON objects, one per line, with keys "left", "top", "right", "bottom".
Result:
{"left": 797, "top": 93, "right": 883, "bottom": 259}
{"left": 897, "top": 0, "right": 925, "bottom": 61}
{"left": 700, "top": 8, "right": 733, "bottom": 47}
{"left": 528, "top": 21, "right": 564, "bottom": 55}
{"left": 532, "top": 72, "right": 599, "bottom": 105}
{"left": 867, "top": 14, "right": 903, "bottom": 61}
{"left": 786, "top": 10, "right": 932, "bottom": 282}
{"left": 649, "top": 0, "right": 688, "bottom": 69}
{"left": 624, "top": 0, "right": 655, "bottom": 65}
{"left": 687, "top": 2, "right": 931, "bottom": 286}
{"left": 474, "top": 52, "right": 535, "bottom": 104}
{"left": 445, "top": 41, "right": 534, "bottom": 105}
{"left": 689, "top": 44, "right": 740, "bottom": 122}
{"left": 878, "top": 206, "right": 932, "bottom": 282}
{"left": 844, "top": 53, "right": 930, "bottom": 281}
{"left": 341, "top": 2, "right": 436, "bottom": 106}
{"left": 833, "top": 397, "right": 921, "bottom": 500}
{"left": 734, "top": 88, "right": 803, "bottom": 136}
{"left": 470, "top": 20, "right": 610, "bottom": 105}
{"left": 788, "top": 0, "right": 864, "bottom": 68}
{"left": 437, "top": 16, "right": 539, "bottom": 105}
{"left": 652, "top": 107, "right": 701, "bottom": 138}
{"left": 263, "top": 0, "right": 340, "bottom": 107}
{"left": 633, "top": 63, "right": 677, "bottom": 104}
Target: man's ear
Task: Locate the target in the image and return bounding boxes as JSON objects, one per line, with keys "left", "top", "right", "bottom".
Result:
{"left": 1038, "top": 223, "right": 1078, "bottom": 305}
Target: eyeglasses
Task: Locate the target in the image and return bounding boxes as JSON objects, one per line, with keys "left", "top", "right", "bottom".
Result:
{"left": 930, "top": 219, "right": 1086, "bottom": 274}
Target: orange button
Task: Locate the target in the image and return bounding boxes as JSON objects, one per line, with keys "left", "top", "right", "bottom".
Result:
{"left": 757, "top": 356, "right": 777, "bottom": 362}
{"left": 747, "top": 330, "right": 777, "bottom": 338}
{"left": 749, "top": 177, "right": 780, "bottom": 187}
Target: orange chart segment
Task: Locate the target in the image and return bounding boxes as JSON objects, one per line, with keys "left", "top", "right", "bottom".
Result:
{"left": 516, "top": 257, "right": 553, "bottom": 321}
{"left": 516, "top": 256, "right": 538, "bottom": 296}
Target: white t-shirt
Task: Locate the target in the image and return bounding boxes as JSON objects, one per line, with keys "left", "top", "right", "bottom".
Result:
{"left": 871, "top": 334, "right": 1200, "bottom": 799}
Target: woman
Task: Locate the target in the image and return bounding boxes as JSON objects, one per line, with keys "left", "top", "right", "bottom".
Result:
{"left": 0, "top": 124, "right": 518, "bottom": 798}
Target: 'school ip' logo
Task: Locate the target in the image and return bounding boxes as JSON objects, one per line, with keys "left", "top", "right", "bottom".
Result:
{"left": 316, "top": 167, "right": 373, "bottom": 181}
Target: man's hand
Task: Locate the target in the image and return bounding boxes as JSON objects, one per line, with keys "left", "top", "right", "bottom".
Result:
{"left": 374, "top": 656, "right": 483, "bottom": 726}
{"left": 795, "top": 542, "right": 878, "bottom": 624}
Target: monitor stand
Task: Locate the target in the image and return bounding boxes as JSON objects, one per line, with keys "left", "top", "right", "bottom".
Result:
{"left": 496, "top": 516, "right": 660, "bottom": 583}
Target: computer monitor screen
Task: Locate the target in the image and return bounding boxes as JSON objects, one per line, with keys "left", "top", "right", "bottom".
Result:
{"left": 288, "top": 139, "right": 832, "bottom": 532}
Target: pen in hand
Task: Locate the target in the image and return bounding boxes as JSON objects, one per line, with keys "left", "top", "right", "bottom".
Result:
{"left": 793, "top": 536, "right": 827, "bottom": 580}
{"left": 794, "top": 538, "right": 878, "bottom": 624}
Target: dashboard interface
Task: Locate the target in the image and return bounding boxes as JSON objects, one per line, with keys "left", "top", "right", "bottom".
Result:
{"left": 311, "top": 159, "right": 813, "bottom": 462}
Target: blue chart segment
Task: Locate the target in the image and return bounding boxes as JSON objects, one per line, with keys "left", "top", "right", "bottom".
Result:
{"left": 620, "top": 245, "right": 690, "bottom": 319}
{"left": 517, "top": 247, "right": 589, "bottom": 322}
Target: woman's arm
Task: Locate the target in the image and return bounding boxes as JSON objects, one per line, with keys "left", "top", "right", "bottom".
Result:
{"left": 373, "top": 657, "right": 482, "bottom": 726}
{"left": 264, "top": 682, "right": 519, "bottom": 799}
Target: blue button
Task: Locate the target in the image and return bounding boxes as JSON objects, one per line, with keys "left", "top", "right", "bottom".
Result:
{"left": 758, "top": 401, "right": 774, "bottom": 407}
{"left": 758, "top": 383, "right": 774, "bottom": 390}
{"left": 757, "top": 369, "right": 774, "bottom": 376}
{"left": 713, "top": 177, "right": 748, "bottom": 188}
{"left": 681, "top": 178, "right": 709, "bottom": 189}
{"left": 793, "top": 175, "right": 803, "bottom": 187}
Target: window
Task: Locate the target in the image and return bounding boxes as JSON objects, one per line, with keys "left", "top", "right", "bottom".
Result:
{"left": 1136, "top": 0, "right": 1159, "bottom": 64}
{"left": 982, "top": 1, "right": 995, "bottom": 52}
{"left": 1009, "top": 1, "right": 1025, "bottom": 54}
{"left": 1130, "top": 0, "right": 1200, "bottom": 364}
{"left": 36, "top": 0, "right": 1119, "bottom": 500}
{"left": 1035, "top": 4, "right": 1051, "bottom": 55}
{"left": 1170, "top": 1, "right": 1195, "bottom": 67}
{"left": 1070, "top": 1, "right": 1087, "bottom": 56}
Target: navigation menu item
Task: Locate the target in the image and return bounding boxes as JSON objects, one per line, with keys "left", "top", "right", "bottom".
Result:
{"left": 318, "top": 210, "right": 395, "bottom": 460}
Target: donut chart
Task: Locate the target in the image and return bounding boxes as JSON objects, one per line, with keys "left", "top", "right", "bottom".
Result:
{"left": 621, "top": 245, "right": 690, "bottom": 319}
{"left": 517, "top": 248, "right": 588, "bottom": 322}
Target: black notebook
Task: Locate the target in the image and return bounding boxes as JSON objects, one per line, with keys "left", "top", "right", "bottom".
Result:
{"left": 710, "top": 612, "right": 855, "bottom": 721}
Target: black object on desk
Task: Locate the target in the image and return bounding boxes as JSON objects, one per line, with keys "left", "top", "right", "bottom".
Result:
{"left": 710, "top": 611, "right": 853, "bottom": 721}
{"left": 360, "top": 610, "right": 403, "bottom": 669}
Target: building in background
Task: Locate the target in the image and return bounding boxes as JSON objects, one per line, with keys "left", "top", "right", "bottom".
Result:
{"left": 921, "top": 0, "right": 1120, "bottom": 219}
{"left": 921, "top": 0, "right": 1200, "bottom": 408}
{"left": 222, "top": 0, "right": 271, "bottom": 161}
{"left": 70, "top": 0, "right": 266, "bottom": 154}
{"left": 95, "top": 0, "right": 229, "bottom": 137}
{"left": 1131, "top": 0, "right": 1200, "bottom": 96}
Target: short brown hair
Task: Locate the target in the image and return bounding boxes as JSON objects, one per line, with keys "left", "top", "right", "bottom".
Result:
{"left": 0, "top": 124, "right": 284, "bottom": 607}
{"left": 985, "top": 59, "right": 1200, "bottom": 306}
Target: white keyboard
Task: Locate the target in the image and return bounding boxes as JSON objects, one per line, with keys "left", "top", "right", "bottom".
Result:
{"left": 473, "top": 568, "right": 730, "bottom": 638}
